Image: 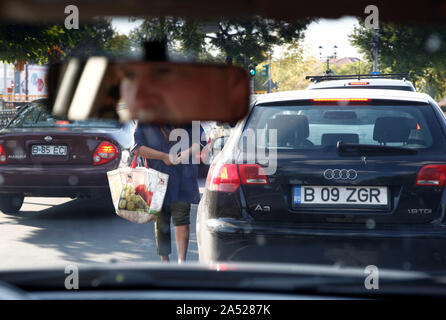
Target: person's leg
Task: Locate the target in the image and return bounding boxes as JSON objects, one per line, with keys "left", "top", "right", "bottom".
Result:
{"left": 175, "top": 225, "right": 189, "bottom": 263}
{"left": 171, "top": 202, "right": 191, "bottom": 263}
{"left": 155, "top": 205, "right": 172, "bottom": 262}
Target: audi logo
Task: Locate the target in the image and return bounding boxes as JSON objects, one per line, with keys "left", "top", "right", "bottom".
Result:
{"left": 323, "top": 169, "right": 358, "bottom": 180}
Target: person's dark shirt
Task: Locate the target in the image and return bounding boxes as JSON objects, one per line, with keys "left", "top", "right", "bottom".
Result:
{"left": 133, "top": 123, "right": 204, "bottom": 204}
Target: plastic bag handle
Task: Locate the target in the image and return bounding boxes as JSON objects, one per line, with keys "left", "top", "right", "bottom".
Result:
{"left": 130, "top": 151, "right": 149, "bottom": 169}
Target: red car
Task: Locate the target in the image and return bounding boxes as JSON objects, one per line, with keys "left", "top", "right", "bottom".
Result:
{"left": 0, "top": 100, "right": 135, "bottom": 214}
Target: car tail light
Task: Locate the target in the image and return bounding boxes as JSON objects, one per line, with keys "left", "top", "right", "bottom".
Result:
{"left": 239, "top": 164, "right": 268, "bottom": 184}
{"left": 93, "top": 141, "right": 118, "bottom": 165}
{"left": 0, "top": 145, "right": 6, "bottom": 164}
{"left": 416, "top": 165, "right": 446, "bottom": 186}
{"left": 207, "top": 164, "right": 240, "bottom": 192}
{"left": 312, "top": 98, "right": 370, "bottom": 102}
{"left": 206, "top": 163, "right": 268, "bottom": 192}
{"left": 348, "top": 82, "right": 370, "bottom": 85}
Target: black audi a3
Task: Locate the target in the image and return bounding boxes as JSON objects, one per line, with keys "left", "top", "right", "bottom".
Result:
{"left": 197, "top": 89, "right": 446, "bottom": 269}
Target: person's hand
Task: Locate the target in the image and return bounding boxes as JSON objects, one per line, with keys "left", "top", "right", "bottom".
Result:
{"left": 175, "top": 150, "right": 190, "bottom": 164}
{"left": 162, "top": 153, "right": 173, "bottom": 166}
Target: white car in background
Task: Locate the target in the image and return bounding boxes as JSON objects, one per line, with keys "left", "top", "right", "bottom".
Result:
{"left": 306, "top": 74, "right": 416, "bottom": 92}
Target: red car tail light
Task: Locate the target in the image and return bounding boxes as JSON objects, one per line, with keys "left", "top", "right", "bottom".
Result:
{"left": 239, "top": 164, "right": 269, "bottom": 184}
{"left": 348, "top": 82, "right": 370, "bottom": 85}
{"left": 206, "top": 163, "right": 269, "bottom": 192}
{"left": 0, "top": 145, "right": 6, "bottom": 164}
{"left": 312, "top": 98, "right": 371, "bottom": 102}
{"left": 206, "top": 164, "right": 240, "bottom": 192}
{"left": 93, "top": 141, "right": 118, "bottom": 165}
{"left": 416, "top": 165, "right": 446, "bottom": 186}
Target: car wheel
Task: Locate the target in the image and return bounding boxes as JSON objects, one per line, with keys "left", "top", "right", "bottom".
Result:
{"left": 0, "top": 194, "right": 24, "bottom": 214}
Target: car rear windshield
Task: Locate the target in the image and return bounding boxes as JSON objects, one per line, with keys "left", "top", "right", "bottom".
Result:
{"left": 7, "top": 104, "right": 120, "bottom": 128}
{"left": 245, "top": 102, "right": 443, "bottom": 152}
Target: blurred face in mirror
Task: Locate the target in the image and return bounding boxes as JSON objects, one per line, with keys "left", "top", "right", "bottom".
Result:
{"left": 118, "top": 62, "right": 249, "bottom": 124}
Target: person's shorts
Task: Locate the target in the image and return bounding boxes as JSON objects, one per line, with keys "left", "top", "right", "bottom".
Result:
{"left": 155, "top": 202, "right": 191, "bottom": 256}
{"left": 164, "top": 201, "right": 190, "bottom": 226}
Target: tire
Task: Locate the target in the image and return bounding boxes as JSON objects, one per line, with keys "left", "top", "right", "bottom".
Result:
{"left": 0, "top": 194, "right": 24, "bottom": 214}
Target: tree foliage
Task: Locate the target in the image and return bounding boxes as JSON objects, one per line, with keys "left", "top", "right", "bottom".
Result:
{"left": 104, "top": 34, "right": 133, "bottom": 58}
{"left": 258, "top": 41, "right": 316, "bottom": 91}
{"left": 331, "top": 60, "right": 375, "bottom": 76}
{"left": 0, "top": 19, "right": 131, "bottom": 69}
{"left": 350, "top": 22, "right": 446, "bottom": 99}
{"left": 130, "top": 16, "right": 310, "bottom": 67}
{"left": 130, "top": 17, "right": 205, "bottom": 58}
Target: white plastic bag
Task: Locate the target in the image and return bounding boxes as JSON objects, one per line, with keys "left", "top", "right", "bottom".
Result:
{"left": 107, "top": 155, "right": 169, "bottom": 224}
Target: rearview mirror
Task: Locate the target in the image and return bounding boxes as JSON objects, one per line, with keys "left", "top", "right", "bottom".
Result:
{"left": 48, "top": 58, "right": 250, "bottom": 124}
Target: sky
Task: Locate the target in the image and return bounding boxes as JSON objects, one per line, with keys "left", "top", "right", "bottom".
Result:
{"left": 111, "top": 16, "right": 362, "bottom": 60}
{"left": 111, "top": 17, "right": 143, "bottom": 35}
{"left": 303, "top": 16, "right": 362, "bottom": 59}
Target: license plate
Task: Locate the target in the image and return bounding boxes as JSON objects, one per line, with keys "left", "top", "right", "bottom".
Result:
{"left": 293, "top": 186, "right": 388, "bottom": 207}
{"left": 31, "top": 145, "right": 68, "bottom": 156}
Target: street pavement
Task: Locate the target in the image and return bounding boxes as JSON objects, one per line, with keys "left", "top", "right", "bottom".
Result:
{"left": 0, "top": 181, "right": 206, "bottom": 270}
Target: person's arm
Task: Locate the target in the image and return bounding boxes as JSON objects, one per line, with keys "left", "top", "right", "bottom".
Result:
{"left": 176, "top": 123, "right": 204, "bottom": 163}
{"left": 137, "top": 146, "right": 172, "bottom": 166}
{"left": 133, "top": 125, "right": 172, "bottom": 166}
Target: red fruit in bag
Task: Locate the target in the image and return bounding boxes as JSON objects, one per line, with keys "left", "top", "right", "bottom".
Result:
{"left": 145, "top": 190, "right": 154, "bottom": 207}
{"left": 135, "top": 184, "right": 146, "bottom": 198}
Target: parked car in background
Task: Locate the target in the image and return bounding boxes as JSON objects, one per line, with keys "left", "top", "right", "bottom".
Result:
{"left": 0, "top": 99, "right": 135, "bottom": 213}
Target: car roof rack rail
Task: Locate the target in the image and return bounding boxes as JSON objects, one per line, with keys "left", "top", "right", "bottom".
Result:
{"left": 305, "top": 73, "right": 410, "bottom": 83}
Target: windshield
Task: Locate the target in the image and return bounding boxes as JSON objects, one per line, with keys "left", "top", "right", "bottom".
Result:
{"left": 1, "top": 4, "right": 446, "bottom": 299}
{"left": 7, "top": 104, "right": 120, "bottom": 128}
{"left": 247, "top": 104, "right": 437, "bottom": 151}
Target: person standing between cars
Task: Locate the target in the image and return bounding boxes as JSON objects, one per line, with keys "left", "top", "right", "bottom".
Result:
{"left": 133, "top": 122, "right": 203, "bottom": 263}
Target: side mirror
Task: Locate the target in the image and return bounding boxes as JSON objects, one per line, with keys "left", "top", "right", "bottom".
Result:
{"left": 210, "top": 135, "right": 229, "bottom": 160}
